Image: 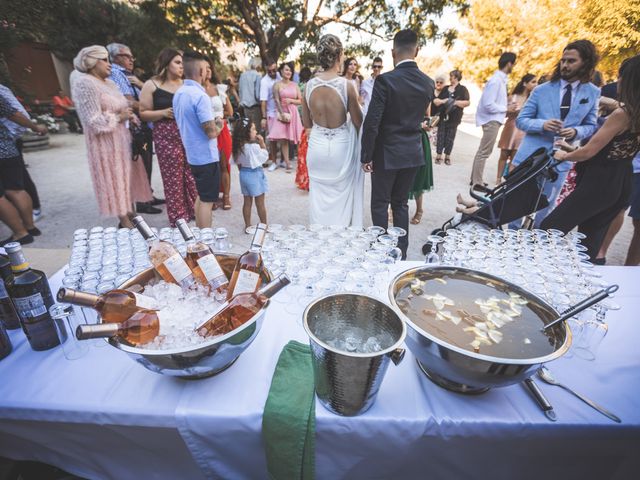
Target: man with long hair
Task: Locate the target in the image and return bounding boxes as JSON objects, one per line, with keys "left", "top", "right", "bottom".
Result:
{"left": 510, "top": 39, "right": 600, "bottom": 227}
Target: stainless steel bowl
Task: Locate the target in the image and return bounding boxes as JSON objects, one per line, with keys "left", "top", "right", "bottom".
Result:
{"left": 389, "top": 266, "right": 572, "bottom": 393}
{"left": 105, "top": 254, "right": 271, "bottom": 379}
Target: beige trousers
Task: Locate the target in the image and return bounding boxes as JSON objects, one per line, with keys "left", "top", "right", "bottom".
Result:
{"left": 470, "top": 120, "right": 501, "bottom": 185}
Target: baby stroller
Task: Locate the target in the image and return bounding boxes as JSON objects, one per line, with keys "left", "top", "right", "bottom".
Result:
{"left": 423, "top": 147, "right": 558, "bottom": 253}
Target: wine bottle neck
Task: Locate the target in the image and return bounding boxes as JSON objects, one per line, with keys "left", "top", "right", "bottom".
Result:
{"left": 58, "top": 288, "right": 100, "bottom": 307}
{"left": 133, "top": 216, "right": 158, "bottom": 242}
{"left": 76, "top": 323, "right": 120, "bottom": 340}
{"left": 176, "top": 219, "right": 195, "bottom": 242}
{"left": 257, "top": 274, "right": 290, "bottom": 299}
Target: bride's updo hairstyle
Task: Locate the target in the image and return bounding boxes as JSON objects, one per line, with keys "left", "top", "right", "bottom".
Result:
{"left": 317, "top": 34, "right": 343, "bottom": 70}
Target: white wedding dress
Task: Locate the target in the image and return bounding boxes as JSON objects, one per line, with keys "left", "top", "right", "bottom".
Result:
{"left": 305, "top": 77, "right": 364, "bottom": 227}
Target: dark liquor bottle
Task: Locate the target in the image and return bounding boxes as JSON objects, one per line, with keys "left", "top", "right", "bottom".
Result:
{"left": 132, "top": 216, "right": 195, "bottom": 288}
{"left": 57, "top": 287, "right": 158, "bottom": 323}
{"left": 226, "top": 223, "right": 267, "bottom": 300}
{"left": 0, "top": 321, "right": 12, "bottom": 361}
{"left": 4, "top": 243, "right": 60, "bottom": 351}
{"left": 0, "top": 254, "right": 20, "bottom": 329}
{"left": 176, "top": 219, "right": 228, "bottom": 293}
{"left": 197, "top": 274, "right": 289, "bottom": 338}
{"left": 76, "top": 309, "right": 159, "bottom": 346}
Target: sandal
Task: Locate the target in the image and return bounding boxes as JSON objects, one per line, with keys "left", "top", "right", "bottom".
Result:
{"left": 444, "top": 157, "right": 451, "bottom": 165}
{"left": 223, "top": 196, "right": 231, "bottom": 210}
{"left": 410, "top": 211, "right": 423, "bottom": 225}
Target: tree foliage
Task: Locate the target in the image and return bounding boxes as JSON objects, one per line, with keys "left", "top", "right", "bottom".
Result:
{"left": 162, "top": 0, "right": 469, "bottom": 64}
{"left": 0, "top": 0, "right": 206, "bottom": 76}
{"left": 459, "top": 0, "right": 640, "bottom": 86}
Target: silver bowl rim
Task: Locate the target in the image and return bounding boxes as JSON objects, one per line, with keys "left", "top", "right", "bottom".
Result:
{"left": 303, "top": 292, "right": 407, "bottom": 358}
{"left": 388, "top": 265, "right": 572, "bottom": 365}
{"left": 107, "top": 301, "right": 269, "bottom": 357}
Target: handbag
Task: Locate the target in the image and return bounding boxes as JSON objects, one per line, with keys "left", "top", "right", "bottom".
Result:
{"left": 277, "top": 111, "right": 291, "bottom": 123}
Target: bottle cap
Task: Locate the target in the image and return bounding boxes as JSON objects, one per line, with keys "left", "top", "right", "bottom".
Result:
{"left": 3, "top": 242, "right": 22, "bottom": 254}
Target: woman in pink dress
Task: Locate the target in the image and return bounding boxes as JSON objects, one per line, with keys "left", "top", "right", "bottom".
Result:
{"left": 70, "top": 46, "right": 152, "bottom": 227}
{"left": 497, "top": 73, "right": 537, "bottom": 183}
{"left": 269, "top": 62, "right": 303, "bottom": 172}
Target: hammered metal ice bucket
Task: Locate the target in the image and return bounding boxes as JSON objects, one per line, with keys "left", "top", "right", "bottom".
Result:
{"left": 303, "top": 293, "right": 406, "bottom": 416}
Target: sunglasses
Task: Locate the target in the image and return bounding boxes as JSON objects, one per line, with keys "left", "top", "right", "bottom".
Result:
{"left": 372, "top": 65, "right": 382, "bottom": 69}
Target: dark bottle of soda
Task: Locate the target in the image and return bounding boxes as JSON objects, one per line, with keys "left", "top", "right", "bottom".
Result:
{"left": 5, "top": 243, "right": 61, "bottom": 351}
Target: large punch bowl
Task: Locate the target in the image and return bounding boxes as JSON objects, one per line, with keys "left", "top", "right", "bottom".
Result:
{"left": 389, "top": 266, "right": 571, "bottom": 394}
{"left": 105, "top": 254, "right": 271, "bottom": 379}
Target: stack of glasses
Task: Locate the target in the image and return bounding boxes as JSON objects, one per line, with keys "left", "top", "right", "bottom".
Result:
{"left": 259, "top": 224, "right": 407, "bottom": 311}
{"left": 63, "top": 226, "right": 231, "bottom": 294}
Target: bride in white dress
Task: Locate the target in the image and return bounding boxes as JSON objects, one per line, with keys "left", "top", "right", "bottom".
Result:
{"left": 301, "top": 34, "right": 364, "bottom": 227}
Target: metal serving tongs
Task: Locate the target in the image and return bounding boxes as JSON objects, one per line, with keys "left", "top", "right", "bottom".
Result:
{"left": 542, "top": 285, "right": 619, "bottom": 332}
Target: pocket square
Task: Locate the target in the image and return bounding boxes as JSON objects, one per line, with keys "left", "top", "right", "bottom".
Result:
{"left": 579, "top": 98, "right": 589, "bottom": 104}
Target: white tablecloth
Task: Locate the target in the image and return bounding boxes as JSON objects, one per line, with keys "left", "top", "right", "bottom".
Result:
{"left": 1, "top": 265, "right": 639, "bottom": 479}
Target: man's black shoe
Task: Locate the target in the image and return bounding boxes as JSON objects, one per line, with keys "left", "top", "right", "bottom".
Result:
{"left": 136, "top": 202, "right": 162, "bottom": 214}
{"left": 150, "top": 196, "right": 166, "bottom": 206}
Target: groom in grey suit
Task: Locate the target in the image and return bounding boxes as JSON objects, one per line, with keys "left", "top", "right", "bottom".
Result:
{"left": 361, "top": 30, "right": 434, "bottom": 258}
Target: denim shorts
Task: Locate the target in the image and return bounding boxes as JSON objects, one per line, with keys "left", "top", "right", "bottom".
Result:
{"left": 239, "top": 166, "right": 268, "bottom": 197}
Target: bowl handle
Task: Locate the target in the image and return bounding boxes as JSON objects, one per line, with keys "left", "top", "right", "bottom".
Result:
{"left": 388, "top": 347, "right": 405, "bottom": 366}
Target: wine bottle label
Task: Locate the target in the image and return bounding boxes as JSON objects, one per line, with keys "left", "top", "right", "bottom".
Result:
{"left": 13, "top": 292, "right": 47, "bottom": 320}
{"left": 0, "top": 279, "right": 8, "bottom": 299}
{"left": 197, "top": 255, "right": 226, "bottom": 286}
{"left": 232, "top": 269, "right": 260, "bottom": 296}
{"left": 162, "top": 253, "right": 192, "bottom": 283}
{"left": 133, "top": 292, "right": 159, "bottom": 310}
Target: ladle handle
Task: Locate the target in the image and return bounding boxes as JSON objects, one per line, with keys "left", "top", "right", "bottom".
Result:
{"left": 543, "top": 285, "right": 619, "bottom": 331}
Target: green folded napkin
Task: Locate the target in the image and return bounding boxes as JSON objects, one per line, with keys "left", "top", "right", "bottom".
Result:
{"left": 262, "top": 340, "right": 315, "bottom": 480}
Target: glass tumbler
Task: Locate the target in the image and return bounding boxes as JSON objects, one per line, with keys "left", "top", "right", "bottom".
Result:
{"left": 50, "top": 304, "right": 89, "bottom": 360}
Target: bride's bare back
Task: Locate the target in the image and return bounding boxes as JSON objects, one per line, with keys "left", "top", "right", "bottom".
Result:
{"left": 302, "top": 73, "right": 362, "bottom": 130}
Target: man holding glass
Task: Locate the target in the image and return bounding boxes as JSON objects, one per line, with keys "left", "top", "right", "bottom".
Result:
{"left": 510, "top": 40, "right": 600, "bottom": 227}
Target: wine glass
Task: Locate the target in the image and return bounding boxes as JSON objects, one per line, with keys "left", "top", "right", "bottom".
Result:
{"left": 424, "top": 235, "right": 444, "bottom": 265}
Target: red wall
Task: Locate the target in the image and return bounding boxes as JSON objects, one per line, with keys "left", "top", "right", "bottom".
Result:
{"left": 6, "top": 42, "right": 61, "bottom": 101}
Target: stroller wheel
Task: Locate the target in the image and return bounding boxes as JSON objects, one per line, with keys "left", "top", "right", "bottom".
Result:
{"left": 430, "top": 228, "right": 445, "bottom": 237}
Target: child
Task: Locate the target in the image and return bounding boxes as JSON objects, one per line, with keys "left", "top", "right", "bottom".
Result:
{"left": 232, "top": 118, "right": 269, "bottom": 233}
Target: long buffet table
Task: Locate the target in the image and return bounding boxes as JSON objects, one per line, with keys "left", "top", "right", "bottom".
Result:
{"left": 1, "top": 264, "right": 639, "bottom": 479}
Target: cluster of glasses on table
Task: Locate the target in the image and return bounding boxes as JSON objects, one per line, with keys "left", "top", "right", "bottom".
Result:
{"left": 257, "top": 224, "right": 407, "bottom": 314}
{"left": 63, "top": 226, "right": 231, "bottom": 295}
{"left": 423, "top": 226, "right": 620, "bottom": 361}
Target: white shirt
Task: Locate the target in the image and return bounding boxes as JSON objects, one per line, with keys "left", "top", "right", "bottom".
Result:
{"left": 360, "top": 77, "right": 375, "bottom": 116}
{"left": 395, "top": 59, "right": 414, "bottom": 67}
{"left": 559, "top": 79, "right": 581, "bottom": 104}
{"left": 475, "top": 70, "right": 508, "bottom": 126}
{"left": 236, "top": 143, "right": 268, "bottom": 169}
{"left": 259, "top": 75, "right": 278, "bottom": 116}
{"left": 210, "top": 84, "right": 228, "bottom": 119}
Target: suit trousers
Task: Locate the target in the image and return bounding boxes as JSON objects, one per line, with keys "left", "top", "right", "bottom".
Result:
{"left": 371, "top": 165, "right": 420, "bottom": 259}
{"left": 470, "top": 121, "right": 501, "bottom": 185}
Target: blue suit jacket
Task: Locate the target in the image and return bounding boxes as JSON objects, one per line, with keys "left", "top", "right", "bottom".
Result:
{"left": 512, "top": 80, "right": 599, "bottom": 171}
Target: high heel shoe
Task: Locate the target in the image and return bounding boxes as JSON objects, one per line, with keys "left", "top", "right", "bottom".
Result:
{"left": 410, "top": 210, "right": 423, "bottom": 225}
